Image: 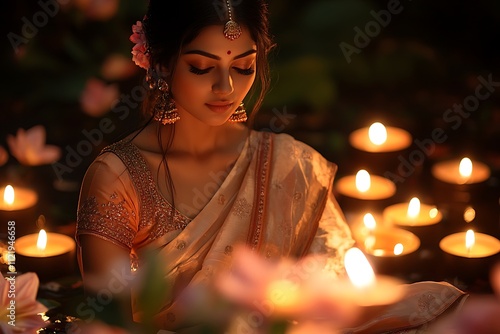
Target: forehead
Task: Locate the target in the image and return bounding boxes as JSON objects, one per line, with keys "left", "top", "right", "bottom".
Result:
{"left": 182, "top": 25, "right": 257, "bottom": 55}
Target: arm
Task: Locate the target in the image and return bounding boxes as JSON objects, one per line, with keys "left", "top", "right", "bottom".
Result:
{"left": 76, "top": 152, "right": 139, "bottom": 327}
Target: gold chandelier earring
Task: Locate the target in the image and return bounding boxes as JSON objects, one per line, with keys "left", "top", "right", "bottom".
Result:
{"left": 147, "top": 68, "right": 180, "bottom": 125}
{"left": 228, "top": 103, "right": 247, "bottom": 123}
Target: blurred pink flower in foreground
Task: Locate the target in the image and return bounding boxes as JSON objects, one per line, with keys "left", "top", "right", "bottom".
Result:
{"left": 216, "top": 246, "right": 360, "bottom": 330}
{"left": 6, "top": 125, "right": 62, "bottom": 166}
{"left": 80, "top": 78, "right": 120, "bottom": 117}
{"left": 0, "top": 272, "right": 48, "bottom": 334}
{"left": 74, "top": 0, "right": 120, "bottom": 21}
{"left": 0, "top": 145, "right": 8, "bottom": 166}
{"left": 101, "top": 54, "right": 138, "bottom": 81}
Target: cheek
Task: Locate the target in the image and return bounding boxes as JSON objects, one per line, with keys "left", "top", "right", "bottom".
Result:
{"left": 171, "top": 74, "right": 203, "bottom": 101}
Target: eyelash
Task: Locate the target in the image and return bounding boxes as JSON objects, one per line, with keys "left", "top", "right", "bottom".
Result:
{"left": 189, "top": 65, "right": 255, "bottom": 76}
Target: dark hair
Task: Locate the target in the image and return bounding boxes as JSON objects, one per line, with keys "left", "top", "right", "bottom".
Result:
{"left": 132, "top": 0, "right": 275, "bottom": 218}
{"left": 142, "top": 0, "right": 275, "bottom": 123}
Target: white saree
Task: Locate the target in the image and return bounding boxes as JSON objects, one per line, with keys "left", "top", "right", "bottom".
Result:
{"left": 76, "top": 130, "right": 465, "bottom": 333}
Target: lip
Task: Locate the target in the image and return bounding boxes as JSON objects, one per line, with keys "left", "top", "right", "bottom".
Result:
{"left": 205, "top": 102, "right": 234, "bottom": 114}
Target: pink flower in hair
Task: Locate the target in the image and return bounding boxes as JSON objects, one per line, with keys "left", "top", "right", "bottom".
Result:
{"left": 130, "top": 20, "right": 150, "bottom": 70}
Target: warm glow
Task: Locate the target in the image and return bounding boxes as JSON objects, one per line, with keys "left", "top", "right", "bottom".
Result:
{"left": 368, "top": 122, "right": 387, "bottom": 145}
{"left": 355, "top": 170, "right": 371, "bottom": 192}
{"left": 407, "top": 197, "right": 420, "bottom": 218}
{"left": 459, "top": 157, "right": 473, "bottom": 178}
{"left": 3, "top": 185, "right": 14, "bottom": 205}
{"left": 429, "top": 207, "right": 439, "bottom": 219}
{"left": 37, "top": 229, "right": 47, "bottom": 251}
{"left": 267, "top": 279, "right": 300, "bottom": 308}
{"left": 345, "top": 247, "right": 376, "bottom": 289}
{"left": 465, "top": 229, "right": 475, "bottom": 251}
{"left": 363, "top": 213, "right": 377, "bottom": 231}
{"left": 463, "top": 206, "right": 476, "bottom": 223}
{"left": 393, "top": 243, "right": 404, "bottom": 256}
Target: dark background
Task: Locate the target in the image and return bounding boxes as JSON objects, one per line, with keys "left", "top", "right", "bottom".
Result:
{"left": 0, "top": 0, "right": 499, "bottom": 290}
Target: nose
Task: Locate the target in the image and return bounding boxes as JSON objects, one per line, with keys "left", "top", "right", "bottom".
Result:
{"left": 212, "top": 69, "right": 234, "bottom": 96}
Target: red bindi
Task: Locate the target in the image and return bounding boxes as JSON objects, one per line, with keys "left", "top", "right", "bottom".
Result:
{"left": 227, "top": 50, "right": 232, "bottom": 55}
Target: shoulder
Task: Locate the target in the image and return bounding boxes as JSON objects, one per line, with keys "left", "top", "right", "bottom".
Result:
{"left": 84, "top": 139, "right": 137, "bottom": 179}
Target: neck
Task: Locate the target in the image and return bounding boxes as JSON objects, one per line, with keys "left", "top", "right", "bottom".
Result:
{"left": 158, "top": 112, "right": 248, "bottom": 157}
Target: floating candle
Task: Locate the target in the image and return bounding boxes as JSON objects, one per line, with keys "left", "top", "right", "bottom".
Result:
{"left": 349, "top": 122, "right": 412, "bottom": 153}
{"left": 335, "top": 170, "right": 396, "bottom": 200}
{"left": 431, "top": 157, "right": 490, "bottom": 185}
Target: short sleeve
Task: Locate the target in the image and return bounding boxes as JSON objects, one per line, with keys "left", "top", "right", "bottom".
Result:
{"left": 308, "top": 190, "right": 355, "bottom": 279}
{"left": 76, "top": 152, "right": 139, "bottom": 250}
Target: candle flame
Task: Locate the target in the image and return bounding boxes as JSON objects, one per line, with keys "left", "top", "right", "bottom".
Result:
{"left": 407, "top": 197, "right": 420, "bottom": 218}
{"left": 394, "top": 243, "right": 404, "bottom": 256}
{"left": 363, "top": 213, "right": 376, "bottom": 231}
{"left": 429, "top": 207, "right": 439, "bottom": 219}
{"left": 463, "top": 206, "right": 476, "bottom": 223}
{"left": 459, "top": 157, "right": 473, "bottom": 179}
{"left": 465, "top": 229, "right": 475, "bottom": 250}
{"left": 37, "top": 229, "right": 47, "bottom": 251}
{"left": 3, "top": 185, "right": 14, "bottom": 205}
{"left": 368, "top": 122, "right": 387, "bottom": 146}
{"left": 355, "top": 170, "right": 371, "bottom": 193}
{"left": 345, "top": 247, "right": 376, "bottom": 288}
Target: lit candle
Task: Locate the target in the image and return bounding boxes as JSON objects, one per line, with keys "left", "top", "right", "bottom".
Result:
{"left": 15, "top": 229, "right": 76, "bottom": 281}
{"left": 0, "top": 185, "right": 38, "bottom": 211}
{"left": 383, "top": 197, "right": 442, "bottom": 227}
{"left": 440, "top": 230, "right": 500, "bottom": 258}
{"left": 331, "top": 247, "right": 405, "bottom": 306}
{"left": 361, "top": 227, "right": 420, "bottom": 258}
{"left": 349, "top": 122, "right": 412, "bottom": 153}
{"left": 431, "top": 157, "right": 490, "bottom": 185}
{"left": 335, "top": 169, "right": 396, "bottom": 200}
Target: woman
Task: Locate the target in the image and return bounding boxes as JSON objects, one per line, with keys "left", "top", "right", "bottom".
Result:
{"left": 76, "top": 1, "right": 474, "bottom": 332}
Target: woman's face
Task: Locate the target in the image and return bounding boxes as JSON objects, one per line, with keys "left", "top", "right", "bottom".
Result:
{"left": 170, "top": 25, "right": 257, "bottom": 126}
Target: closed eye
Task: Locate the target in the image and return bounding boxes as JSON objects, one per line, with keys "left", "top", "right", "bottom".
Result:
{"left": 234, "top": 67, "right": 255, "bottom": 75}
{"left": 189, "top": 65, "right": 213, "bottom": 75}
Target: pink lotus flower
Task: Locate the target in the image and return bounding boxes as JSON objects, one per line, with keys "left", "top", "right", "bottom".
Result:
{"left": 6, "top": 125, "right": 62, "bottom": 166}
{"left": 74, "top": 0, "right": 120, "bottom": 21}
{"left": 0, "top": 145, "right": 8, "bottom": 166}
{"left": 101, "top": 54, "right": 138, "bottom": 80}
{"left": 0, "top": 272, "right": 48, "bottom": 333}
{"left": 216, "top": 246, "right": 360, "bottom": 328}
{"left": 80, "top": 78, "right": 120, "bottom": 117}
{"left": 130, "top": 20, "right": 150, "bottom": 70}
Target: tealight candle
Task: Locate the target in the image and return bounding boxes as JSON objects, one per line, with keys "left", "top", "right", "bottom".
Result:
{"left": 331, "top": 247, "right": 405, "bottom": 306}
{"left": 0, "top": 185, "right": 38, "bottom": 211}
{"left": 439, "top": 230, "right": 500, "bottom": 258}
{"left": 335, "top": 170, "right": 396, "bottom": 201}
{"left": 432, "top": 157, "right": 490, "bottom": 185}
{"left": 383, "top": 197, "right": 444, "bottom": 249}
{"left": 383, "top": 197, "right": 442, "bottom": 227}
{"left": 439, "top": 229, "right": 500, "bottom": 283}
{"left": 0, "top": 185, "right": 39, "bottom": 236}
{"left": 15, "top": 229, "right": 76, "bottom": 282}
{"left": 349, "top": 122, "right": 412, "bottom": 152}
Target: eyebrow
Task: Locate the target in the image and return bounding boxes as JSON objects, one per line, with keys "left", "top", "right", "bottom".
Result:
{"left": 183, "top": 49, "right": 257, "bottom": 60}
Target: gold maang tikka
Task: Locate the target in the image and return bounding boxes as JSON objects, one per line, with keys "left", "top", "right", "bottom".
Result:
{"left": 223, "top": 0, "right": 242, "bottom": 40}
